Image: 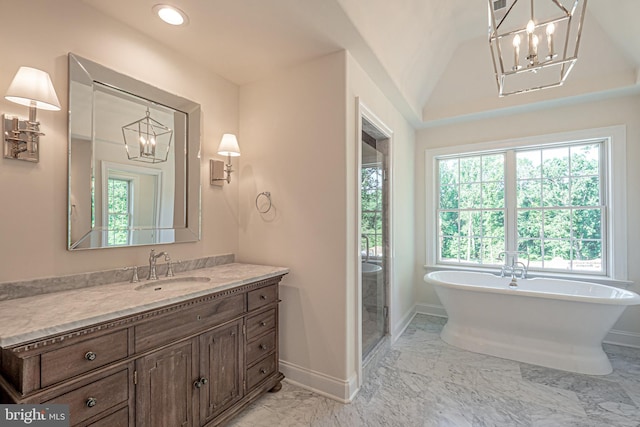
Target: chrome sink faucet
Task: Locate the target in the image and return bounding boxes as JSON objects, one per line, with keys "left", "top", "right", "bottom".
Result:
{"left": 148, "top": 249, "right": 168, "bottom": 280}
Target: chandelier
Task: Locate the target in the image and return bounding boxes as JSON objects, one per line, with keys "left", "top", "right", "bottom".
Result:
{"left": 122, "top": 107, "right": 173, "bottom": 163}
{"left": 488, "top": 0, "right": 587, "bottom": 96}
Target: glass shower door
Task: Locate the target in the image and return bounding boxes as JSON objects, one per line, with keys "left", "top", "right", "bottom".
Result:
{"left": 361, "top": 129, "right": 388, "bottom": 359}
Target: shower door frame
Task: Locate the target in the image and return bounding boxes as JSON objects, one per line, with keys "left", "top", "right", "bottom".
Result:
{"left": 355, "top": 99, "right": 394, "bottom": 389}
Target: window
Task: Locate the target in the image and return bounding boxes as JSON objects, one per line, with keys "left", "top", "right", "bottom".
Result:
{"left": 107, "top": 178, "right": 132, "bottom": 246}
{"left": 438, "top": 154, "right": 505, "bottom": 265}
{"left": 426, "top": 126, "right": 628, "bottom": 280}
{"left": 362, "top": 165, "right": 383, "bottom": 258}
{"left": 515, "top": 144, "right": 603, "bottom": 273}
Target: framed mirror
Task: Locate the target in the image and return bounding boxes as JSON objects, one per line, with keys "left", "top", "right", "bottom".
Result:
{"left": 68, "top": 53, "right": 201, "bottom": 250}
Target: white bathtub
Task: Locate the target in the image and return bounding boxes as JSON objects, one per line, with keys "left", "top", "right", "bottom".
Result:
{"left": 424, "top": 271, "right": 640, "bottom": 375}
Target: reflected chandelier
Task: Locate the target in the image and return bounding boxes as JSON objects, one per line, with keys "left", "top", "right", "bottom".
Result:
{"left": 122, "top": 107, "right": 173, "bottom": 164}
{"left": 488, "top": 0, "right": 587, "bottom": 96}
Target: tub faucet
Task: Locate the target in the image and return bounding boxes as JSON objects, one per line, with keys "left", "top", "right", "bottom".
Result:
{"left": 148, "top": 249, "right": 168, "bottom": 280}
{"left": 361, "top": 234, "right": 370, "bottom": 263}
{"left": 498, "top": 251, "right": 529, "bottom": 279}
{"left": 513, "top": 261, "right": 528, "bottom": 279}
{"left": 500, "top": 264, "right": 514, "bottom": 278}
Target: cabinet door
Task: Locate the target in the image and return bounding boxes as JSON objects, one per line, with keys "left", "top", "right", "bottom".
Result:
{"left": 136, "top": 340, "right": 198, "bottom": 427}
{"left": 199, "top": 319, "right": 244, "bottom": 423}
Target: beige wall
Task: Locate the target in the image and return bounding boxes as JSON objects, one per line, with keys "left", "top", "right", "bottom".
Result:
{"left": 237, "top": 50, "right": 417, "bottom": 400}
{"left": 238, "top": 51, "right": 350, "bottom": 396}
{"left": 346, "top": 53, "right": 417, "bottom": 370}
{"left": 0, "top": 0, "right": 240, "bottom": 281}
{"left": 415, "top": 94, "right": 640, "bottom": 338}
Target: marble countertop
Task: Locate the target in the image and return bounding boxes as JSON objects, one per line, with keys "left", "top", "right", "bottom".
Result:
{"left": 0, "top": 263, "right": 288, "bottom": 348}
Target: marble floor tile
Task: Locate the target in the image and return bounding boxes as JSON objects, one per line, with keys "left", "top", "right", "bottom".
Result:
{"left": 229, "top": 314, "right": 640, "bottom": 427}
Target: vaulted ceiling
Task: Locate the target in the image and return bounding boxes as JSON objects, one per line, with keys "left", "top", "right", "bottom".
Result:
{"left": 82, "top": 0, "right": 640, "bottom": 128}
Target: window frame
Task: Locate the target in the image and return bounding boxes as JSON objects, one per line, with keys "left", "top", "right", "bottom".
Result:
{"left": 425, "top": 126, "right": 628, "bottom": 282}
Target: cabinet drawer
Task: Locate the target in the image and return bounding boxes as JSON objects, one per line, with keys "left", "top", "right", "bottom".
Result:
{"left": 246, "top": 331, "right": 276, "bottom": 366}
{"left": 135, "top": 293, "right": 244, "bottom": 352}
{"left": 246, "top": 353, "right": 277, "bottom": 390}
{"left": 41, "top": 330, "right": 128, "bottom": 387}
{"left": 247, "top": 285, "right": 278, "bottom": 311}
{"left": 45, "top": 369, "right": 128, "bottom": 426}
{"left": 246, "top": 308, "right": 276, "bottom": 340}
{"left": 87, "top": 406, "right": 129, "bottom": 427}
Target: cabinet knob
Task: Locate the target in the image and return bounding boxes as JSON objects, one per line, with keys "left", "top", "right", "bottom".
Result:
{"left": 260, "top": 321, "right": 267, "bottom": 327}
{"left": 86, "top": 397, "right": 97, "bottom": 408}
{"left": 194, "top": 377, "right": 208, "bottom": 389}
{"left": 85, "top": 351, "right": 97, "bottom": 361}
{"left": 260, "top": 368, "right": 268, "bottom": 374}
{"left": 260, "top": 295, "right": 267, "bottom": 300}
{"left": 259, "top": 344, "right": 268, "bottom": 350}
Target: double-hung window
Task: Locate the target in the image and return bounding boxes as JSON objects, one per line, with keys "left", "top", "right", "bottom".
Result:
{"left": 427, "top": 127, "right": 627, "bottom": 280}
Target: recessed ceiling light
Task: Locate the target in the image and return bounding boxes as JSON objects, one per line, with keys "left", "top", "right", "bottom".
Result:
{"left": 153, "top": 4, "right": 189, "bottom": 26}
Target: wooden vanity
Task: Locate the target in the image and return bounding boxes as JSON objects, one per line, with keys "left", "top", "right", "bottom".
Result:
{"left": 0, "top": 265, "right": 286, "bottom": 427}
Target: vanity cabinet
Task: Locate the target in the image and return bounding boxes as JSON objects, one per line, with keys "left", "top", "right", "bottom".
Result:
{"left": 0, "top": 274, "right": 285, "bottom": 427}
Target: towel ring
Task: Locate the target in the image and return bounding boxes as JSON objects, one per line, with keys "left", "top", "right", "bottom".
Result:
{"left": 255, "top": 191, "right": 272, "bottom": 213}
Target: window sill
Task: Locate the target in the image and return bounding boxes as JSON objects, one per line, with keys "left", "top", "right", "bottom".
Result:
{"left": 423, "top": 264, "right": 633, "bottom": 289}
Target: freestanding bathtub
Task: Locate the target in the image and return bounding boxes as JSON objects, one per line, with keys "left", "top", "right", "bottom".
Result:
{"left": 424, "top": 271, "right": 640, "bottom": 375}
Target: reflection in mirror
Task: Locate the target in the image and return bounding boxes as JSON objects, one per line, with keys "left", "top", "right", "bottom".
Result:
{"left": 68, "top": 53, "right": 201, "bottom": 250}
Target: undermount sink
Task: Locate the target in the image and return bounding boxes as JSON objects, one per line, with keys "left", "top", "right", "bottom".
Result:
{"left": 134, "top": 276, "right": 211, "bottom": 291}
{"left": 362, "top": 263, "right": 382, "bottom": 276}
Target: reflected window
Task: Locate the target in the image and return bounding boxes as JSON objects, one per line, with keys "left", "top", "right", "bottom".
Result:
{"left": 362, "top": 166, "right": 383, "bottom": 259}
{"left": 107, "top": 178, "right": 131, "bottom": 246}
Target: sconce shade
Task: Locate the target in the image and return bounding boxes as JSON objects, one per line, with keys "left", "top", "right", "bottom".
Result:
{"left": 217, "top": 133, "right": 241, "bottom": 157}
{"left": 5, "top": 67, "right": 61, "bottom": 111}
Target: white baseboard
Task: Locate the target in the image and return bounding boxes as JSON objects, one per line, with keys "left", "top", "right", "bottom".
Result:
{"left": 604, "top": 329, "right": 640, "bottom": 348}
{"left": 279, "top": 359, "right": 358, "bottom": 403}
{"left": 391, "top": 306, "right": 417, "bottom": 344}
{"left": 415, "top": 302, "right": 447, "bottom": 318}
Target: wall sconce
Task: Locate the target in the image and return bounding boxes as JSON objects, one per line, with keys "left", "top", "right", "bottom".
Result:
{"left": 210, "top": 133, "right": 241, "bottom": 186}
{"left": 3, "top": 66, "right": 61, "bottom": 162}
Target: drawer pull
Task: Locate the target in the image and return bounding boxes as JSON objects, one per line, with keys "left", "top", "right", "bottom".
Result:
{"left": 260, "top": 368, "right": 268, "bottom": 374}
{"left": 86, "top": 397, "right": 98, "bottom": 408}
{"left": 259, "top": 344, "right": 268, "bottom": 350}
{"left": 260, "top": 295, "right": 268, "bottom": 300}
{"left": 194, "top": 377, "right": 209, "bottom": 389}
{"left": 260, "top": 321, "right": 267, "bottom": 327}
{"left": 84, "top": 351, "right": 97, "bottom": 361}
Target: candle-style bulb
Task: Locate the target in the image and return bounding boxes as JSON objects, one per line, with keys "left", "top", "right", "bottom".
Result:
{"left": 526, "top": 19, "right": 535, "bottom": 34}
{"left": 546, "top": 22, "right": 555, "bottom": 36}
{"left": 512, "top": 34, "right": 521, "bottom": 70}
{"left": 513, "top": 34, "right": 521, "bottom": 47}
{"left": 526, "top": 20, "right": 537, "bottom": 65}
{"left": 546, "top": 23, "right": 556, "bottom": 60}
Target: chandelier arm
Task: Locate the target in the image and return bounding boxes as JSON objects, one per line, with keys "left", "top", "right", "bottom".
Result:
{"left": 550, "top": 0, "right": 571, "bottom": 16}
{"left": 503, "top": 57, "right": 577, "bottom": 76}
{"left": 503, "top": 80, "right": 564, "bottom": 96}
{"left": 496, "top": 0, "right": 520, "bottom": 32}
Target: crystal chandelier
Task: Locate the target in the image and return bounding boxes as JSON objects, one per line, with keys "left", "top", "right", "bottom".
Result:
{"left": 488, "top": 0, "right": 587, "bottom": 96}
{"left": 122, "top": 107, "right": 173, "bottom": 163}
